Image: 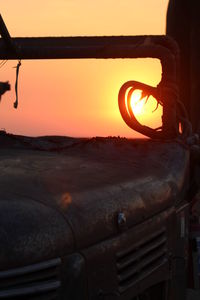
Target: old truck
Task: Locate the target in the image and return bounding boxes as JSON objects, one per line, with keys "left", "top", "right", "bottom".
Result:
{"left": 0, "top": 14, "right": 195, "bottom": 300}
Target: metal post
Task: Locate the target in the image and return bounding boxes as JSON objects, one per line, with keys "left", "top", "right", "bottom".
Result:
{"left": 0, "top": 14, "right": 15, "bottom": 52}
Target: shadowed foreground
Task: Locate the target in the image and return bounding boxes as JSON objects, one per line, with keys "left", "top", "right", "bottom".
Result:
{"left": 0, "top": 133, "right": 191, "bottom": 299}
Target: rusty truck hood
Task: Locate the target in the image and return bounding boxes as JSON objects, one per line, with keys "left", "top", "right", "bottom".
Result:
{"left": 0, "top": 134, "right": 189, "bottom": 268}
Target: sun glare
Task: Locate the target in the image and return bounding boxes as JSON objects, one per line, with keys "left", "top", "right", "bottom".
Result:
{"left": 130, "top": 89, "right": 146, "bottom": 115}
{"left": 127, "top": 88, "right": 162, "bottom": 130}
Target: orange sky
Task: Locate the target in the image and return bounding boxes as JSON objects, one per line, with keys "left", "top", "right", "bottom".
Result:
{"left": 0, "top": 0, "right": 169, "bottom": 138}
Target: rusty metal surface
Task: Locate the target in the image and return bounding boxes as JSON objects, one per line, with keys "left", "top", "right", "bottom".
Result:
{"left": 0, "top": 134, "right": 189, "bottom": 270}
{"left": 82, "top": 207, "right": 175, "bottom": 299}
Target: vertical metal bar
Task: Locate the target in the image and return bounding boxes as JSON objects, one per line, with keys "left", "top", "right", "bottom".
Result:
{"left": 0, "top": 14, "right": 15, "bottom": 52}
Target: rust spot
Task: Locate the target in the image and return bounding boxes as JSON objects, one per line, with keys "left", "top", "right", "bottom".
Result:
{"left": 60, "top": 192, "right": 72, "bottom": 209}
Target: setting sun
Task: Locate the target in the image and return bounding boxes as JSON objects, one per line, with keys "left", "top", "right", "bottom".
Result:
{"left": 130, "top": 89, "right": 146, "bottom": 115}
{"left": 0, "top": 0, "right": 169, "bottom": 138}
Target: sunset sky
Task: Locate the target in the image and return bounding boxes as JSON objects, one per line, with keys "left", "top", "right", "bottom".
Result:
{"left": 0, "top": 0, "right": 169, "bottom": 138}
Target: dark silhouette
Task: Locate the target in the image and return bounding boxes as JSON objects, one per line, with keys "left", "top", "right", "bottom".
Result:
{"left": 0, "top": 81, "right": 10, "bottom": 100}
{"left": 167, "top": 0, "right": 200, "bottom": 134}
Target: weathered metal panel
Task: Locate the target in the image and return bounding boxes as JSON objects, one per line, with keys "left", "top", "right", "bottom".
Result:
{"left": 0, "top": 135, "right": 189, "bottom": 267}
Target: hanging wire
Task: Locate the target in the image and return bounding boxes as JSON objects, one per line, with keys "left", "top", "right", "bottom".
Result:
{"left": 0, "top": 59, "right": 22, "bottom": 108}
{"left": 13, "top": 60, "right": 21, "bottom": 109}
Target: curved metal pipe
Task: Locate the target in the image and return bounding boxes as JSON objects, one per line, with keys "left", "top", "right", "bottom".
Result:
{"left": 0, "top": 34, "right": 180, "bottom": 139}
{"left": 0, "top": 35, "right": 177, "bottom": 81}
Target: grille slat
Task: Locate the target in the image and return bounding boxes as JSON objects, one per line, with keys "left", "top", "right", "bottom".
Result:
{"left": 0, "top": 280, "right": 60, "bottom": 298}
{"left": 116, "top": 228, "right": 168, "bottom": 293}
{"left": 0, "top": 259, "right": 60, "bottom": 280}
{"left": 0, "top": 258, "right": 61, "bottom": 299}
{"left": 117, "top": 235, "right": 167, "bottom": 271}
{"left": 117, "top": 228, "right": 166, "bottom": 259}
{"left": 0, "top": 268, "right": 57, "bottom": 290}
{"left": 118, "top": 246, "right": 167, "bottom": 282}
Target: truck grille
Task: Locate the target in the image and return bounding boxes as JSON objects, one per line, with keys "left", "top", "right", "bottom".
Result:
{"left": 0, "top": 258, "right": 61, "bottom": 299}
{"left": 116, "top": 228, "right": 167, "bottom": 293}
